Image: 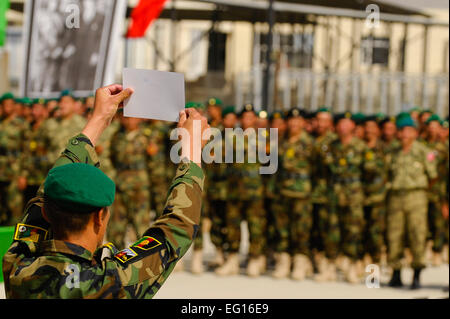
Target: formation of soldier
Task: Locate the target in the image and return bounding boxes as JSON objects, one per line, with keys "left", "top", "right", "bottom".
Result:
{"left": 1, "top": 90, "right": 449, "bottom": 289}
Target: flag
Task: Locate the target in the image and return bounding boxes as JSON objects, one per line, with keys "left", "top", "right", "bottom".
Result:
{"left": 0, "top": 0, "right": 9, "bottom": 47}
{"left": 126, "top": 0, "right": 168, "bottom": 38}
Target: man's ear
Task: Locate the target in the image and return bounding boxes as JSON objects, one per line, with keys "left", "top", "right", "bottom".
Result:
{"left": 93, "top": 209, "right": 103, "bottom": 235}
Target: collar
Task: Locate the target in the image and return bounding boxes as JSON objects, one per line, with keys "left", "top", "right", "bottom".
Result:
{"left": 39, "top": 240, "right": 93, "bottom": 261}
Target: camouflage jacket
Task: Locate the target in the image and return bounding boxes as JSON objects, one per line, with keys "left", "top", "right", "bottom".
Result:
{"left": 19, "top": 122, "right": 51, "bottom": 186}
{"left": 204, "top": 126, "right": 228, "bottom": 201}
{"left": 226, "top": 129, "right": 264, "bottom": 201}
{"left": 2, "top": 133, "right": 205, "bottom": 299}
{"left": 277, "top": 131, "right": 314, "bottom": 198}
{"left": 0, "top": 117, "right": 29, "bottom": 181}
{"left": 311, "top": 131, "right": 338, "bottom": 204}
{"left": 362, "top": 140, "right": 388, "bottom": 205}
{"left": 420, "top": 139, "right": 448, "bottom": 203}
{"left": 386, "top": 140, "right": 437, "bottom": 192}
{"left": 324, "top": 137, "right": 374, "bottom": 206}
{"left": 142, "top": 121, "right": 170, "bottom": 180}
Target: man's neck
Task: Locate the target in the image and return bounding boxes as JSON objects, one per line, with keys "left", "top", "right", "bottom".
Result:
{"left": 339, "top": 134, "right": 353, "bottom": 145}
{"left": 64, "top": 232, "right": 98, "bottom": 255}
{"left": 402, "top": 140, "right": 415, "bottom": 153}
{"left": 366, "top": 136, "right": 378, "bottom": 148}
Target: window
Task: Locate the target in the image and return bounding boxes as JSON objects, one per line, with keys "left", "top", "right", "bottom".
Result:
{"left": 361, "top": 36, "right": 390, "bottom": 66}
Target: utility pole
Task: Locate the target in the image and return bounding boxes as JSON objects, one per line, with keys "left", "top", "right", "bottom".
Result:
{"left": 262, "top": 0, "right": 275, "bottom": 112}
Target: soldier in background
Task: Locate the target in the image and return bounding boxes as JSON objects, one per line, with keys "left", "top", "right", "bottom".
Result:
{"left": 271, "top": 108, "right": 314, "bottom": 280}
{"left": 216, "top": 104, "right": 266, "bottom": 277}
{"left": 41, "top": 90, "right": 86, "bottom": 163}
{"left": 380, "top": 115, "right": 400, "bottom": 155}
{"left": 0, "top": 93, "right": 29, "bottom": 225}
{"left": 310, "top": 107, "right": 339, "bottom": 282}
{"left": 353, "top": 112, "right": 366, "bottom": 140}
{"left": 418, "top": 109, "right": 433, "bottom": 139}
{"left": 18, "top": 98, "right": 50, "bottom": 207}
{"left": 108, "top": 116, "right": 151, "bottom": 248}
{"left": 325, "top": 112, "right": 373, "bottom": 283}
{"left": 361, "top": 115, "right": 388, "bottom": 266}
{"left": 386, "top": 114, "right": 438, "bottom": 289}
{"left": 421, "top": 114, "right": 448, "bottom": 266}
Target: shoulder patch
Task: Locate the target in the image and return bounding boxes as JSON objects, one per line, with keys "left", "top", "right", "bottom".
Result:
{"left": 114, "top": 248, "right": 138, "bottom": 264}
{"left": 131, "top": 236, "right": 162, "bottom": 251}
{"left": 14, "top": 223, "right": 48, "bottom": 243}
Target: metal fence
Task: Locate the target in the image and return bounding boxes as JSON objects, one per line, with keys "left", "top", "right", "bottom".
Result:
{"left": 235, "top": 67, "right": 449, "bottom": 116}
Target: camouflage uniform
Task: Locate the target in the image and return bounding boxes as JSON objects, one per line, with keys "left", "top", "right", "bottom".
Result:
{"left": 225, "top": 129, "right": 266, "bottom": 258}
{"left": 3, "top": 133, "right": 205, "bottom": 299}
{"left": 0, "top": 117, "right": 28, "bottom": 225}
{"left": 19, "top": 122, "right": 51, "bottom": 206}
{"left": 274, "top": 131, "right": 313, "bottom": 256}
{"left": 325, "top": 137, "right": 374, "bottom": 260}
{"left": 109, "top": 125, "right": 151, "bottom": 248}
{"left": 311, "top": 131, "right": 340, "bottom": 259}
{"left": 386, "top": 140, "right": 437, "bottom": 270}
{"left": 96, "top": 120, "right": 119, "bottom": 181}
{"left": 420, "top": 139, "right": 448, "bottom": 253}
{"left": 203, "top": 125, "right": 229, "bottom": 251}
{"left": 362, "top": 140, "right": 388, "bottom": 263}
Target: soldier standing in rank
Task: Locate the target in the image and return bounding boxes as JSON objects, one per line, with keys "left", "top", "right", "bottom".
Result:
{"left": 361, "top": 115, "right": 388, "bottom": 266}
{"left": 386, "top": 114, "right": 438, "bottom": 289}
{"left": 421, "top": 114, "right": 448, "bottom": 266}
{"left": 380, "top": 115, "right": 400, "bottom": 155}
{"left": 41, "top": 90, "right": 86, "bottom": 164}
{"left": 216, "top": 104, "right": 267, "bottom": 277}
{"left": 265, "top": 111, "right": 287, "bottom": 269}
{"left": 325, "top": 112, "right": 375, "bottom": 283}
{"left": 18, "top": 99, "right": 50, "bottom": 207}
{"left": 108, "top": 115, "right": 152, "bottom": 248}
{"left": 0, "top": 93, "right": 29, "bottom": 225}
{"left": 310, "top": 107, "right": 339, "bottom": 282}
{"left": 271, "top": 108, "right": 314, "bottom": 280}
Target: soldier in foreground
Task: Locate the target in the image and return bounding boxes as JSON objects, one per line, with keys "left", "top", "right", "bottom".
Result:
{"left": 386, "top": 114, "right": 437, "bottom": 290}
{"left": 2, "top": 84, "right": 209, "bottom": 299}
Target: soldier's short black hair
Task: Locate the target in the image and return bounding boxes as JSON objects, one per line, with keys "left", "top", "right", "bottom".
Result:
{"left": 43, "top": 195, "right": 105, "bottom": 240}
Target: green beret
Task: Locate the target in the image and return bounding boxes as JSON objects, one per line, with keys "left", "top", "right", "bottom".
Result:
{"left": 396, "top": 114, "right": 417, "bottom": 129}
{"left": 185, "top": 102, "right": 205, "bottom": 110}
{"left": 420, "top": 109, "right": 432, "bottom": 116}
{"left": 60, "top": 89, "right": 74, "bottom": 100}
{"left": 286, "top": 108, "right": 306, "bottom": 119}
{"left": 352, "top": 112, "right": 366, "bottom": 125}
{"left": 442, "top": 119, "right": 449, "bottom": 129}
{"left": 363, "top": 115, "right": 377, "bottom": 123}
{"left": 33, "top": 98, "right": 46, "bottom": 105}
{"left": 206, "top": 97, "right": 223, "bottom": 107}
{"left": 380, "top": 115, "right": 396, "bottom": 126}
{"left": 0, "top": 92, "right": 15, "bottom": 102}
{"left": 21, "top": 97, "right": 33, "bottom": 107}
{"left": 269, "top": 111, "right": 285, "bottom": 120}
{"left": 425, "top": 114, "right": 441, "bottom": 125}
{"left": 396, "top": 112, "right": 410, "bottom": 120}
{"left": 240, "top": 103, "right": 256, "bottom": 116}
{"left": 409, "top": 106, "right": 422, "bottom": 113}
{"left": 222, "top": 105, "right": 236, "bottom": 117}
{"left": 334, "top": 111, "right": 353, "bottom": 124}
{"left": 44, "top": 163, "right": 116, "bottom": 214}
{"left": 316, "top": 106, "right": 331, "bottom": 114}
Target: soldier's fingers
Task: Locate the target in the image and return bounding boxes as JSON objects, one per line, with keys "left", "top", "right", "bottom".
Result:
{"left": 114, "top": 88, "right": 134, "bottom": 104}
{"left": 178, "top": 110, "right": 187, "bottom": 128}
{"left": 103, "top": 84, "right": 124, "bottom": 96}
{"left": 185, "top": 108, "right": 200, "bottom": 119}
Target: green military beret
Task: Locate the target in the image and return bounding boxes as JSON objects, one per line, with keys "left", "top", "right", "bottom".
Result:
{"left": 21, "top": 97, "right": 33, "bottom": 107}
{"left": 44, "top": 163, "right": 116, "bottom": 214}
{"left": 425, "top": 114, "right": 441, "bottom": 125}
{"left": 442, "top": 119, "right": 449, "bottom": 129}
{"left": 334, "top": 111, "right": 353, "bottom": 124}
{"left": 240, "top": 103, "right": 256, "bottom": 116}
{"left": 0, "top": 92, "right": 15, "bottom": 102}
{"left": 258, "top": 110, "right": 268, "bottom": 119}
{"left": 222, "top": 105, "right": 236, "bottom": 117}
{"left": 60, "top": 89, "right": 74, "bottom": 100}
{"left": 352, "top": 112, "right": 366, "bottom": 125}
{"left": 396, "top": 114, "right": 417, "bottom": 129}
{"left": 286, "top": 108, "right": 306, "bottom": 119}
{"left": 206, "top": 97, "right": 223, "bottom": 107}
{"left": 409, "top": 106, "right": 422, "bottom": 113}
{"left": 316, "top": 106, "right": 331, "bottom": 114}
{"left": 269, "top": 111, "right": 285, "bottom": 120}
{"left": 33, "top": 98, "right": 46, "bottom": 105}
{"left": 420, "top": 109, "right": 432, "bottom": 116}
{"left": 396, "top": 111, "right": 410, "bottom": 120}
{"left": 363, "top": 114, "right": 377, "bottom": 123}
{"left": 185, "top": 102, "right": 205, "bottom": 110}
